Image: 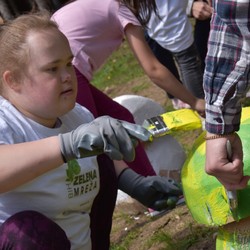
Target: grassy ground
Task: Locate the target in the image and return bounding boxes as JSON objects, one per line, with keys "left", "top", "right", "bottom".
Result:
{"left": 92, "top": 41, "right": 144, "bottom": 90}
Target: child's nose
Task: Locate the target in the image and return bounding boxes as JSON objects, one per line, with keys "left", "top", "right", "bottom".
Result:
{"left": 62, "top": 69, "right": 71, "bottom": 82}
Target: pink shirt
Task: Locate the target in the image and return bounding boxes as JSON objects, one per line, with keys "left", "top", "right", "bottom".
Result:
{"left": 52, "top": 0, "right": 140, "bottom": 81}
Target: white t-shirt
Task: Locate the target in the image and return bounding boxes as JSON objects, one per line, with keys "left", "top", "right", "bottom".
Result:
{"left": 51, "top": 0, "right": 140, "bottom": 81}
{"left": 0, "top": 96, "right": 100, "bottom": 250}
{"left": 147, "top": 0, "right": 194, "bottom": 52}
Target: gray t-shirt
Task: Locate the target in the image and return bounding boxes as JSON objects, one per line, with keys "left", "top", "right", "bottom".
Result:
{"left": 0, "top": 96, "right": 100, "bottom": 250}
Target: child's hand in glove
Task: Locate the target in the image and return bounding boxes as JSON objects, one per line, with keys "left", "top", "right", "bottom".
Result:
{"left": 118, "top": 168, "right": 182, "bottom": 211}
{"left": 59, "top": 116, "right": 151, "bottom": 162}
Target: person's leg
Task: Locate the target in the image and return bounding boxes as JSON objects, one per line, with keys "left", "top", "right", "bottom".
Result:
{"left": 75, "top": 68, "right": 156, "bottom": 250}
{"left": 0, "top": 210, "right": 70, "bottom": 250}
{"left": 75, "top": 68, "right": 98, "bottom": 117}
{"left": 90, "top": 154, "right": 118, "bottom": 250}
{"left": 172, "top": 42, "right": 205, "bottom": 99}
{"left": 194, "top": 18, "right": 211, "bottom": 71}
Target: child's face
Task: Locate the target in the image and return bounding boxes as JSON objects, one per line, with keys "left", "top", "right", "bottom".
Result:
{"left": 12, "top": 29, "right": 78, "bottom": 127}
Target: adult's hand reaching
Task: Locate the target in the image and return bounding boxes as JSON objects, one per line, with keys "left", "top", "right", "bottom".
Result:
{"left": 205, "top": 132, "right": 250, "bottom": 190}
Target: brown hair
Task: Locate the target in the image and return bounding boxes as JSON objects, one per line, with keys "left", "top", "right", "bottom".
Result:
{"left": 0, "top": 11, "right": 58, "bottom": 87}
{"left": 118, "top": 0, "right": 158, "bottom": 27}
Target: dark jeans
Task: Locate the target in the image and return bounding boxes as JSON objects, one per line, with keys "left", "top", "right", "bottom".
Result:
{"left": 194, "top": 18, "right": 211, "bottom": 71}
{"left": 145, "top": 33, "right": 204, "bottom": 99}
{"left": 172, "top": 42, "right": 204, "bottom": 99}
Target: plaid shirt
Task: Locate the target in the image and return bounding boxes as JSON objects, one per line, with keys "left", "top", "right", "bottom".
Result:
{"left": 204, "top": 0, "right": 250, "bottom": 134}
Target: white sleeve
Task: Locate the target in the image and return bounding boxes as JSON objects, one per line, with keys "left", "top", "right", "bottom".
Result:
{"left": 186, "top": 0, "right": 194, "bottom": 17}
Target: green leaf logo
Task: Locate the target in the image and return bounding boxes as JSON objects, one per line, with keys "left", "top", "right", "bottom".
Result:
{"left": 66, "top": 159, "right": 81, "bottom": 183}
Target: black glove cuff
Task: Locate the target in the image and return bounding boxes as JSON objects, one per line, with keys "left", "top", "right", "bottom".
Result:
{"left": 117, "top": 167, "right": 130, "bottom": 183}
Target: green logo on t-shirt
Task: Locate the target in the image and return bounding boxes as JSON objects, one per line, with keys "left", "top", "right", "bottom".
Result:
{"left": 65, "top": 159, "right": 98, "bottom": 199}
{"left": 66, "top": 159, "right": 81, "bottom": 183}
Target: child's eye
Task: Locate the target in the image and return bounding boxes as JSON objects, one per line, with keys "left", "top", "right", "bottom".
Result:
{"left": 47, "top": 67, "right": 58, "bottom": 72}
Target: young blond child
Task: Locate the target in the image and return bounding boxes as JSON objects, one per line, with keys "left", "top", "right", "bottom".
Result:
{"left": 0, "top": 12, "right": 181, "bottom": 249}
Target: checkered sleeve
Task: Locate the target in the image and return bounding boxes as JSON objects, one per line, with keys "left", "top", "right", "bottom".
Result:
{"left": 204, "top": 0, "right": 250, "bottom": 134}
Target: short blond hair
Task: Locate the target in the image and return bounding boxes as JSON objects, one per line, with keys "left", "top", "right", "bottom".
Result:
{"left": 0, "top": 11, "right": 59, "bottom": 88}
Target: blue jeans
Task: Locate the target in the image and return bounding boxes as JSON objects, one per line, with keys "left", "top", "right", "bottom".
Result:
{"left": 145, "top": 34, "right": 204, "bottom": 99}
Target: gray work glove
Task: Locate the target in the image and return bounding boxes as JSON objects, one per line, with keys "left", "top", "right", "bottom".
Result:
{"left": 59, "top": 116, "right": 151, "bottom": 162}
{"left": 118, "top": 168, "right": 182, "bottom": 211}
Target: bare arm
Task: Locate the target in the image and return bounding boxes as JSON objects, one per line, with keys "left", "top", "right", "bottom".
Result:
{"left": 0, "top": 116, "right": 152, "bottom": 193}
{"left": 125, "top": 24, "right": 205, "bottom": 116}
{"left": 0, "top": 136, "right": 63, "bottom": 193}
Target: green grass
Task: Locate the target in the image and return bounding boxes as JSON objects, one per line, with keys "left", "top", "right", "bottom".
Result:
{"left": 146, "top": 225, "right": 216, "bottom": 250}
{"left": 92, "top": 41, "right": 144, "bottom": 90}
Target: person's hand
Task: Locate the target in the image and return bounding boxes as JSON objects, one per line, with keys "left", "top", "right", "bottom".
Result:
{"left": 192, "top": 0, "right": 213, "bottom": 20}
{"left": 59, "top": 116, "right": 151, "bottom": 162}
{"left": 192, "top": 98, "right": 205, "bottom": 118}
{"left": 118, "top": 168, "right": 182, "bottom": 211}
{"left": 205, "top": 133, "right": 250, "bottom": 190}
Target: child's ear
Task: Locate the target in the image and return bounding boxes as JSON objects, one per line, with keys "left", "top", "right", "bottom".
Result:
{"left": 2, "top": 71, "right": 20, "bottom": 91}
